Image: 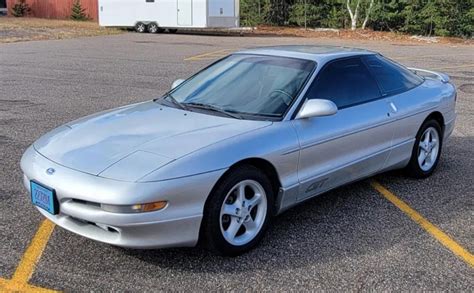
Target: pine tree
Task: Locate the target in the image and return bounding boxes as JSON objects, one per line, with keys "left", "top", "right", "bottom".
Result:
{"left": 238, "top": 0, "right": 473, "bottom": 37}
{"left": 70, "top": 0, "right": 89, "bottom": 21}
{"left": 289, "top": 0, "right": 329, "bottom": 28}
{"left": 240, "top": 0, "right": 271, "bottom": 26}
{"left": 11, "top": 0, "right": 31, "bottom": 17}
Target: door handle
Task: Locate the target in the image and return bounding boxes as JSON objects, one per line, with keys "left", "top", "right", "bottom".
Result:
{"left": 389, "top": 102, "right": 398, "bottom": 113}
{"left": 387, "top": 102, "right": 398, "bottom": 117}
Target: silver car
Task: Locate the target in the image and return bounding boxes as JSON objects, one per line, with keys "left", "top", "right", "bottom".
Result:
{"left": 21, "top": 46, "right": 456, "bottom": 255}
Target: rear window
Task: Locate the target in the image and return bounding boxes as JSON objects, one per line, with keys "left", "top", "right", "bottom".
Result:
{"left": 363, "top": 55, "right": 423, "bottom": 95}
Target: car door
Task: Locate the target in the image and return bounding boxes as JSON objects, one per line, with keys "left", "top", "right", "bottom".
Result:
{"left": 292, "top": 57, "right": 395, "bottom": 201}
{"left": 362, "top": 55, "right": 427, "bottom": 169}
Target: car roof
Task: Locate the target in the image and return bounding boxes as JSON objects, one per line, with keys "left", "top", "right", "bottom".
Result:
{"left": 236, "top": 45, "right": 377, "bottom": 62}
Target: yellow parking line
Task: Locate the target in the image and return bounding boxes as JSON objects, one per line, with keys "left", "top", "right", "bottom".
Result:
{"left": 184, "top": 48, "right": 229, "bottom": 60}
{"left": 0, "top": 277, "right": 58, "bottom": 292}
{"left": 11, "top": 220, "right": 56, "bottom": 284}
{"left": 0, "top": 278, "right": 8, "bottom": 287}
{"left": 0, "top": 219, "right": 59, "bottom": 291}
{"left": 371, "top": 181, "right": 474, "bottom": 267}
{"left": 184, "top": 49, "right": 233, "bottom": 61}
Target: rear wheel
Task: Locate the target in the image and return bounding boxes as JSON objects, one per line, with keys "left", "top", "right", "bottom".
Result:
{"left": 405, "top": 119, "right": 443, "bottom": 178}
{"left": 202, "top": 165, "right": 274, "bottom": 256}
{"left": 147, "top": 23, "right": 159, "bottom": 34}
{"left": 135, "top": 22, "right": 147, "bottom": 33}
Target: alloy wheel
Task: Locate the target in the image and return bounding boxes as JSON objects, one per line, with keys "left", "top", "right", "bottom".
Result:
{"left": 219, "top": 180, "right": 267, "bottom": 246}
{"left": 418, "top": 126, "right": 440, "bottom": 171}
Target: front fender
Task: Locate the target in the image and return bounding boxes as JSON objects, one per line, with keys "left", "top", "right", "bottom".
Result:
{"left": 138, "top": 122, "right": 301, "bottom": 191}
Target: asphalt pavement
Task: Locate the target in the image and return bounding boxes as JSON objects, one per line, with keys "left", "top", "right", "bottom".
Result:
{"left": 0, "top": 32, "right": 473, "bottom": 291}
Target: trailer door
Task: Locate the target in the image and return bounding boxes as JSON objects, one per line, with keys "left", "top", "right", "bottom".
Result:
{"left": 177, "top": 0, "right": 192, "bottom": 26}
{"left": 98, "top": 0, "right": 136, "bottom": 27}
{"left": 209, "top": 0, "right": 235, "bottom": 17}
{"left": 208, "top": 0, "right": 238, "bottom": 28}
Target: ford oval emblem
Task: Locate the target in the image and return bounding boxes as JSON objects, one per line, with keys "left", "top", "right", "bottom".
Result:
{"left": 46, "top": 168, "right": 55, "bottom": 175}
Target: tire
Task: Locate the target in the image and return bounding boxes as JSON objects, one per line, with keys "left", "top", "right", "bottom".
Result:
{"left": 135, "top": 22, "right": 147, "bottom": 33}
{"left": 405, "top": 119, "right": 443, "bottom": 178}
{"left": 147, "top": 23, "right": 159, "bottom": 34}
{"left": 201, "top": 165, "right": 274, "bottom": 256}
{"left": 168, "top": 29, "right": 178, "bottom": 34}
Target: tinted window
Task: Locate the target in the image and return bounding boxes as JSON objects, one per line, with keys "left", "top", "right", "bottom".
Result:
{"left": 306, "top": 57, "right": 381, "bottom": 108}
{"left": 363, "top": 55, "right": 423, "bottom": 95}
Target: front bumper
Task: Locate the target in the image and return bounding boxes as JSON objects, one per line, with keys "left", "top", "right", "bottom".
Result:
{"left": 34, "top": 206, "right": 202, "bottom": 249}
{"left": 21, "top": 146, "right": 226, "bottom": 249}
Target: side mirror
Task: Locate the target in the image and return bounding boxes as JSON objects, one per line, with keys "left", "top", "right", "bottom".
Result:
{"left": 171, "top": 79, "right": 185, "bottom": 90}
{"left": 296, "top": 99, "right": 338, "bottom": 119}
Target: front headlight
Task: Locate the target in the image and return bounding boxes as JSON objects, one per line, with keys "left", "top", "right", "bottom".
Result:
{"left": 101, "top": 201, "right": 168, "bottom": 213}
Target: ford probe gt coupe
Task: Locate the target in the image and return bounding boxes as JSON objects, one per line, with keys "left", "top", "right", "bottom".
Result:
{"left": 21, "top": 46, "right": 456, "bottom": 256}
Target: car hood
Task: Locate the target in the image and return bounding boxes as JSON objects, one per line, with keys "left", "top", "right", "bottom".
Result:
{"left": 34, "top": 101, "right": 271, "bottom": 179}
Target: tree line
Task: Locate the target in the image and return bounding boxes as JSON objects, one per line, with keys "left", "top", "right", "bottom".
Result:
{"left": 240, "top": 0, "right": 473, "bottom": 38}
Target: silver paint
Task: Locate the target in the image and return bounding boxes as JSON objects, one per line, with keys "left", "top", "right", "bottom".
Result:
{"left": 20, "top": 46, "right": 457, "bottom": 249}
{"left": 171, "top": 79, "right": 185, "bottom": 90}
{"left": 295, "top": 99, "right": 338, "bottom": 119}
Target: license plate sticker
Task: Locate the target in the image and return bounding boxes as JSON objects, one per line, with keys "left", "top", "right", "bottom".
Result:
{"left": 30, "top": 181, "right": 58, "bottom": 215}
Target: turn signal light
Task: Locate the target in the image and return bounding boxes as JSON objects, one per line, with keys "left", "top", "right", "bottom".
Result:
{"left": 101, "top": 201, "right": 168, "bottom": 213}
{"left": 131, "top": 201, "right": 168, "bottom": 212}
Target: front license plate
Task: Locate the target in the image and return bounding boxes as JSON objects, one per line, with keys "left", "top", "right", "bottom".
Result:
{"left": 30, "top": 181, "right": 58, "bottom": 215}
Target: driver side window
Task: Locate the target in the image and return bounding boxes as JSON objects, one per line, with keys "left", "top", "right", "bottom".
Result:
{"left": 306, "top": 57, "right": 382, "bottom": 109}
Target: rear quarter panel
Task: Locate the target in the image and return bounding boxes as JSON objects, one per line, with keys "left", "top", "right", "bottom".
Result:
{"left": 384, "top": 78, "right": 456, "bottom": 170}
{"left": 393, "top": 78, "right": 456, "bottom": 144}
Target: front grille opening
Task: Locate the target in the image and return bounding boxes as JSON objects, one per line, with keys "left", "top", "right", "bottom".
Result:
{"left": 70, "top": 198, "right": 101, "bottom": 207}
{"left": 107, "top": 226, "right": 119, "bottom": 233}
{"left": 94, "top": 222, "right": 119, "bottom": 233}
{"left": 69, "top": 216, "right": 119, "bottom": 234}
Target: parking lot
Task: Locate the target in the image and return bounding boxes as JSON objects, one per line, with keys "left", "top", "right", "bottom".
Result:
{"left": 0, "top": 32, "right": 473, "bottom": 291}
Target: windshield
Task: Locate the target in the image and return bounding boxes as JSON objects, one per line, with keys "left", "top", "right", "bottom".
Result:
{"left": 168, "top": 54, "right": 316, "bottom": 118}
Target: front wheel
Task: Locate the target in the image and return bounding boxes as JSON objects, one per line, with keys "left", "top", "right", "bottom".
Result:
{"left": 405, "top": 119, "right": 443, "bottom": 178}
{"left": 201, "top": 165, "right": 274, "bottom": 256}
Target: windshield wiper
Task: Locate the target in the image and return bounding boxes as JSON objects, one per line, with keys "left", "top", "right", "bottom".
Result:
{"left": 162, "top": 93, "right": 188, "bottom": 111}
{"left": 183, "top": 102, "right": 243, "bottom": 119}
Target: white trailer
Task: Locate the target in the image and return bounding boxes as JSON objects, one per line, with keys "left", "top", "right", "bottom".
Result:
{"left": 98, "top": 0, "right": 240, "bottom": 33}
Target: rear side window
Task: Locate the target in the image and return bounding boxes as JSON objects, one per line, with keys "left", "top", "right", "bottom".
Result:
{"left": 306, "top": 57, "right": 381, "bottom": 109}
{"left": 363, "top": 55, "right": 423, "bottom": 95}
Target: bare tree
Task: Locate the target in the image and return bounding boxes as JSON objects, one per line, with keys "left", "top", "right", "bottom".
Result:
{"left": 346, "top": 0, "right": 361, "bottom": 30}
{"left": 362, "top": 0, "right": 375, "bottom": 29}
{"left": 346, "top": 0, "right": 376, "bottom": 30}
